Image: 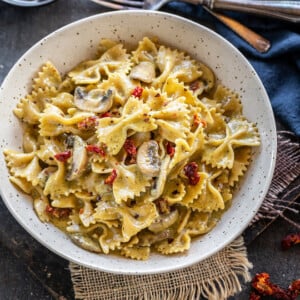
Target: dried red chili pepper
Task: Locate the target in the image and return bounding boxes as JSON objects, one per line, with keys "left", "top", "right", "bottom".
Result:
{"left": 105, "top": 169, "right": 117, "bottom": 185}
{"left": 287, "top": 279, "right": 300, "bottom": 300}
{"left": 77, "top": 116, "right": 98, "bottom": 130}
{"left": 252, "top": 273, "right": 274, "bottom": 296}
{"left": 184, "top": 162, "right": 200, "bottom": 185}
{"left": 249, "top": 292, "right": 261, "bottom": 300}
{"left": 54, "top": 150, "right": 72, "bottom": 162}
{"left": 251, "top": 273, "right": 300, "bottom": 300}
{"left": 46, "top": 205, "right": 71, "bottom": 219}
{"left": 86, "top": 144, "right": 106, "bottom": 157}
{"left": 166, "top": 141, "right": 175, "bottom": 157}
{"left": 131, "top": 86, "right": 143, "bottom": 98}
{"left": 281, "top": 232, "right": 300, "bottom": 250}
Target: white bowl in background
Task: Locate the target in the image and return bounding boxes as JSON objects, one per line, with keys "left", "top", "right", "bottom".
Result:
{"left": 0, "top": 10, "right": 276, "bottom": 274}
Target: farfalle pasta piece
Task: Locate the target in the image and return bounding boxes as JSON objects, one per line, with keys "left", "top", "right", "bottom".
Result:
{"left": 4, "top": 150, "right": 42, "bottom": 185}
{"left": 99, "top": 73, "right": 138, "bottom": 105}
{"left": 186, "top": 211, "right": 217, "bottom": 236}
{"left": 43, "top": 162, "right": 81, "bottom": 198}
{"left": 153, "top": 46, "right": 183, "bottom": 88}
{"left": 131, "top": 36, "right": 158, "bottom": 63}
{"left": 113, "top": 163, "right": 152, "bottom": 203}
{"left": 98, "top": 224, "right": 126, "bottom": 253}
{"left": 51, "top": 195, "right": 77, "bottom": 212}
{"left": 162, "top": 178, "right": 186, "bottom": 204}
{"left": 39, "top": 104, "right": 94, "bottom": 136}
{"left": 155, "top": 231, "right": 191, "bottom": 255}
{"left": 68, "top": 44, "right": 131, "bottom": 84}
{"left": 14, "top": 87, "right": 57, "bottom": 124}
{"left": 94, "top": 200, "right": 157, "bottom": 245}
{"left": 171, "top": 57, "right": 202, "bottom": 83}
{"left": 180, "top": 171, "right": 208, "bottom": 206}
{"left": 213, "top": 85, "right": 243, "bottom": 117}
{"left": 49, "top": 92, "right": 75, "bottom": 112}
{"left": 8, "top": 176, "right": 33, "bottom": 194}
{"left": 228, "top": 147, "right": 252, "bottom": 187}
{"left": 186, "top": 165, "right": 225, "bottom": 212}
{"left": 32, "top": 61, "right": 62, "bottom": 92}
{"left": 202, "top": 118, "right": 260, "bottom": 169}
{"left": 97, "top": 96, "right": 157, "bottom": 155}
{"left": 120, "top": 244, "right": 150, "bottom": 260}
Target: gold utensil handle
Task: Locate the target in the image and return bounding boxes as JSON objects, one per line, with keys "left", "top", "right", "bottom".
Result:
{"left": 203, "top": 7, "right": 271, "bottom": 53}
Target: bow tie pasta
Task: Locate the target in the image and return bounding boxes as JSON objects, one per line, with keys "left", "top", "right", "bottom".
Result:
{"left": 4, "top": 37, "right": 260, "bottom": 260}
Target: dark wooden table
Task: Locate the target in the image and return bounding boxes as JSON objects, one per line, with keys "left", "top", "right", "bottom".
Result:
{"left": 0, "top": 1, "right": 299, "bottom": 299}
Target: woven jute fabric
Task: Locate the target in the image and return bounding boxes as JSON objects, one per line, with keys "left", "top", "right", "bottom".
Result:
{"left": 70, "top": 131, "right": 300, "bottom": 300}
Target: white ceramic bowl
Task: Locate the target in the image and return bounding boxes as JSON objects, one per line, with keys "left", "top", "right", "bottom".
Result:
{"left": 0, "top": 11, "right": 276, "bottom": 274}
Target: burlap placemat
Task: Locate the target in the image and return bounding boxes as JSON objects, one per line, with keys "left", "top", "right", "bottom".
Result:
{"left": 69, "top": 131, "right": 300, "bottom": 300}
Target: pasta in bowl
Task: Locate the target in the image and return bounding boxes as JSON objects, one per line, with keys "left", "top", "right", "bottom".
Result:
{"left": 0, "top": 11, "right": 276, "bottom": 273}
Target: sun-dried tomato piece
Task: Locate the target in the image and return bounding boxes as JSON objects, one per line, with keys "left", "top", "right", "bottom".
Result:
{"left": 189, "top": 80, "right": 200, "bottom": 92}
{"left": 131, "top": 86, "right": 143, "bottom": 98}
{"left": 124, "top": 138, "right": 137, "bottom": 156}
{"left": 104, "top": 169, "right": 117, "bottom": 185}
{"left": 54, "top": 150, "right": 72, "bottom": 162}
{"left": 281, "top": 232, "right": 300, "bottom": 250}
{"left": 166, "top": 141, "right": 175, "bottom": 157}
{"left": 99, "top": 112, "right": 111, "bottom": 118}
{"left": 46, "top": 205, "right": 71, "bottom": 219}
{"left": 184, "top": 162, "right": 200, "bottom": 185}
{"left": 86, "top": 144, "right": 106, "bottom": 157}
{"left": 193, "top": 114, "right": 207, "bottom": 128}
{"left": 123, "top": 138, "right": 137, "bottom": 164}
{"left": 77, "top": 116, "right": 98, "bottom": 130}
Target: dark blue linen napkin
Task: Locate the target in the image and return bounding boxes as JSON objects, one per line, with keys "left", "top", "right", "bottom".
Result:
{"left": 165, "top": 2, "right": 300, "bottom": 136}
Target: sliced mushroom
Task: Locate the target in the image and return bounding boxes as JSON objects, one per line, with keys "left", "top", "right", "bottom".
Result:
{"left": 148, "top": 210, "right": 179, "bottom": 233}
{"left": 67, "top": 135, "right": 87, "bottom": 181}
{"left": 74, "top": 87, "right": 113, "bottom": 113}
{"left": 139, "top": 228, "right": 175, "bottom": 246}
{"left": 70, "top": 233, "right": 102, "bottom": 253}
{"left": 137, "top": 140, "right": 161, "bottom": 177}
{"left": 130, "top": 131, "right": 151, "bottom": 148}
{"left": 130, "top": 61, "right": 156, "bottom": 83}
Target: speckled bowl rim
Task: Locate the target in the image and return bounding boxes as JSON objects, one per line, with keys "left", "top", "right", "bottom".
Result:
{"left": 1, "top": 0, "right": 56, "bottom": 7}
{"left": 0, "top": 10, "right": 277, "bottom": 274}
